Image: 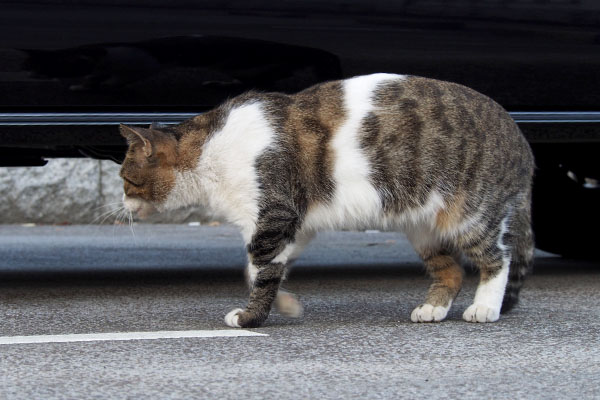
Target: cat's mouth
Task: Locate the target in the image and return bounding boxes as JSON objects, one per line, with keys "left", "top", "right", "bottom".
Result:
{"left": 122, "top": 195, "right": 157, "bottom": 219}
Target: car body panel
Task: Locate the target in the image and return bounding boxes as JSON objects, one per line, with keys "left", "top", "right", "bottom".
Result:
{"left": 0, "top": 1, "right": 598, "bottom": 164}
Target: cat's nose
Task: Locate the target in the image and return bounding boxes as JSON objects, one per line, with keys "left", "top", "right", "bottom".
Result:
{"left": 122, "top": 194, "right": 141, "bottom": 213}
{"left": 122, "top": 195, "right": 156, "bottom": 219}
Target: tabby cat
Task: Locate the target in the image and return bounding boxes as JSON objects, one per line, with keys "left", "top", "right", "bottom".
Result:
{"left": 119, "top": 73, "right": 534, "bottom": 328}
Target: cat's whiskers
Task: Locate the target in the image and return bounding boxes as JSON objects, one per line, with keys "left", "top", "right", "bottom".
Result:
{"left": 91, "top": 201, "right": 124, "bottom": 212}
{"left": 127, "top": 210, "right": 138, "bottom": 244}
{"left": 111, "top": 207, "right": 131, "bottom": 238}
{"left": 105, "top": 208, "right": 127, "bottom": 225}
{"left": 117, "top": 208, "right": 130, "bottom": 225}
{"left": 89, "top": 206, "right": 125, "bottom": 225}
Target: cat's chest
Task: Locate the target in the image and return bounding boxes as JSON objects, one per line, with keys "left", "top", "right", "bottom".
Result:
{"left": 197, "top": 103, "right": 276, "bottom": 239}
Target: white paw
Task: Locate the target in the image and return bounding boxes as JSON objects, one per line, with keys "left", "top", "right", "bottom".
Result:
{"left": 410, "top": 303, "right": 449, "bottom": 323}
{"left": 462, "top": 304, "right": 500, "bottom": 323}
{"left": 274, "top": 290, "right": 303, "bottom": 318}
{"left": 224, "top": 308, "right": 244, "bottom": 328}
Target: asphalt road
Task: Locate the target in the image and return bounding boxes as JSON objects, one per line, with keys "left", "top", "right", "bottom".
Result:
{"left": 0, "top": 224, "right": 599, "bottom": 399}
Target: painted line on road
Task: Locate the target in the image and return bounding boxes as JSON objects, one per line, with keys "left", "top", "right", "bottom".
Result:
{"left": 0, "top": 329, "right": 268, "bottom": 345}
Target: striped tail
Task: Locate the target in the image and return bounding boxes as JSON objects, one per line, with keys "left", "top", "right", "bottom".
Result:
{"left": 501, "top": 201, "right": 534, "bottom": 313}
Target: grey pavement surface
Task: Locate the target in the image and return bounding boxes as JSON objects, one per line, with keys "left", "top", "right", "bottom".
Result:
{"left": 0, "top": 224, "right": 599, "bottom": 399}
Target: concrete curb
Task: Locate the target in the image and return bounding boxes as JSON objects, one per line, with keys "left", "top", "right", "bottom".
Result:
{"left": 0, "top": 159, "right": 211, "bottom": 224}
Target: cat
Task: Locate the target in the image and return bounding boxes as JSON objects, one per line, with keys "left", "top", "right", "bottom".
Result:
{"left": 119, "top": 73, "right": 535, "bottom": 328}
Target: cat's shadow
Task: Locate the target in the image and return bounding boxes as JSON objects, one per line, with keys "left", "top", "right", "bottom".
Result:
{"left": 0, "top": 255, "right": 594, "bottom": 289}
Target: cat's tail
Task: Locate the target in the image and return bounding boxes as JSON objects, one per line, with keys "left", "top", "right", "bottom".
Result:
{"left": 501, "top": 198, "right": 535, "bottom": 313}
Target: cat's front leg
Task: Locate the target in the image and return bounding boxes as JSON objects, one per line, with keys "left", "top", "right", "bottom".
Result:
{"left": 246, "top": 263, "right": 303, "bottom": 318}
{"left": 225, "top": 205, "right": 301, "bottom": 328}
{"left": 242, "top": 230, "right": 313, "bottom": 319}
{"left": 225, "top": 261, "right": 285, "bottom": 328}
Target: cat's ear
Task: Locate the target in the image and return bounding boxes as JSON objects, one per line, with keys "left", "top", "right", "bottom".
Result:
{"left": 119, "top": 124, "right": 152, "bottom": 157}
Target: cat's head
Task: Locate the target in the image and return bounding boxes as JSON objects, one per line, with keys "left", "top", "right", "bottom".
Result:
{"left": 119, "top": 124, "right": 179, "bottom": 218}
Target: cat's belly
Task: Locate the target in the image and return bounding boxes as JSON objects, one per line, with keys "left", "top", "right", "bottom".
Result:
{"left": 302, "top": 188, "right": 382, "bottom": 232}
{"left": 302, "top": 189, "right": 446, "bottom": 233}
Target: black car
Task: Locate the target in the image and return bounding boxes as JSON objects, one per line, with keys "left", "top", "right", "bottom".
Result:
{"left": 1, "top": 0, "right": 598, "bottom": 257}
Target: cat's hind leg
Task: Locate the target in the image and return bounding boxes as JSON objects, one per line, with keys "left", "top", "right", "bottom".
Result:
{"left": 410, "top": 244, "right": 463, "bottom": 323}
{"left": 407, "top": 226, "right": 463, "bottom": 323}
{"left": 459, "top": 213, "right": 513, "bottom": 323}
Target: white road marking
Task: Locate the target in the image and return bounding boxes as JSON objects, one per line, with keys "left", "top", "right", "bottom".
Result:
{"left": 0, "top": 329, "right": 267, "bottom": 345}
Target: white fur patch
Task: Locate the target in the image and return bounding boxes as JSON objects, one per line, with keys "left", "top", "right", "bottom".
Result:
{"left": 401, "top": 191, "right": 446, "bottom": 227}
{"left": 411, "top": 301, "right": 452, "bottom": 323}
{"left": 122, "top": 194, "right": 143, "bottom": 213}
{"left": 303, "top": 73, "right": 405, "bottom": 231}
{"left": 272, "top": 243, "right": 297, "bottom": 265}
{"left": 463, "top": 216, "right": 511, "bottom": 323}
{"left": 162, "top": 102, "right": 275, "bottom": 243}
{"left": 246, "top": 263, "right": 259, "bottom": 285}
{"left": 224, "top": 308, "right": 244, "bottom": 328}
{"left": 462, "top": 303, "right": 500, "bottom": 323}
{"left": 401, "top": 191, "right": 446, "bottom": 251}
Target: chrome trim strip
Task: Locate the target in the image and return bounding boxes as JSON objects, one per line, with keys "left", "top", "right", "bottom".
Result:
{"left": 0, "top": 113, "right": 198, "bottom": 126}
{"left": 0, "top": 111, "right": 599, "bottom": 125}
{"left": 510, "top": 112, "right": 600, "bottom": 123}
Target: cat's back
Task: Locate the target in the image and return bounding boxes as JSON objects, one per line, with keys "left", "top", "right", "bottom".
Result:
{"left": 288, "top": 74, "right": 532, "bottom": 177}
{"left": 290, "top": 73, "right": 526, "bottom": 148}
{"left": 207, "top": 74, "right": 533, "bottom": 231}
{"left": 278, "top": 73, "right": 533, "bottom": 228}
